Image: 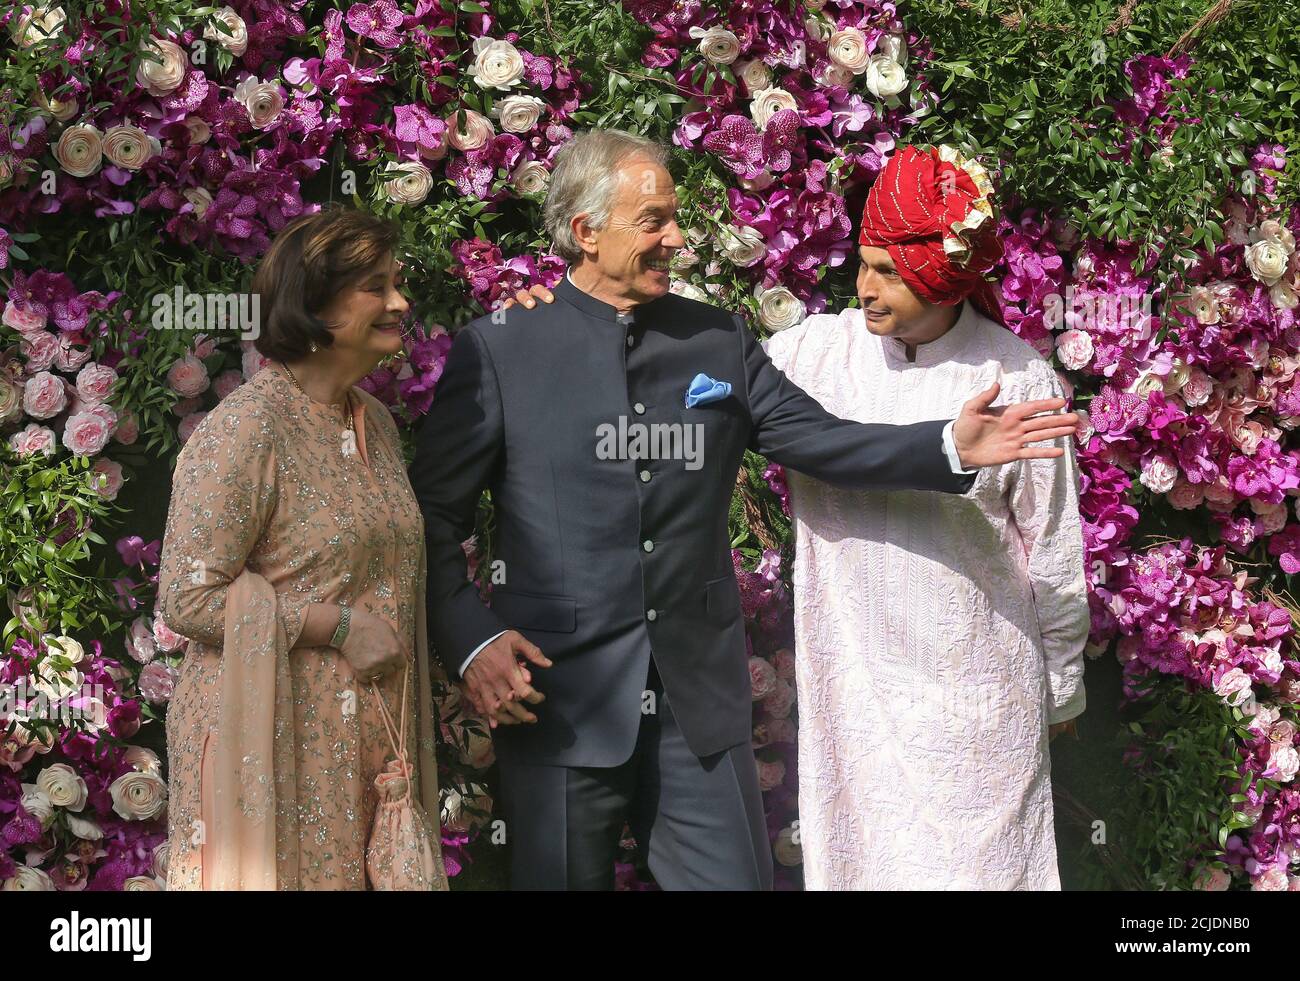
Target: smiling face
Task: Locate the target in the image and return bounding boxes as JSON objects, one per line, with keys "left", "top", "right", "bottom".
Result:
{"left": 573, "top": 155, "right": 685, "bottom": 306}
{"left": 316, "top": 251, "right": 410, "bottom": 364}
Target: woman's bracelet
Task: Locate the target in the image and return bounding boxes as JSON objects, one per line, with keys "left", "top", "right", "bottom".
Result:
{"left": 330, "top": 603, "right": 352, "bottom": 648}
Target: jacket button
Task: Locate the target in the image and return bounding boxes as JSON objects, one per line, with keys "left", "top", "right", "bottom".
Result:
{"left": 639, "top": 470, "right": 651, "bottom": 482}
{"left": 642, "top": 540, "right": 654, "bottom": 553}
{"left": 646, "top": 609, "right": 657, "bottom": 622}
{"left": 633, "top": 402, "right": 646, "bottom": 414}
{"left": 627, "top": 335, "right": 635, "bottom": 347}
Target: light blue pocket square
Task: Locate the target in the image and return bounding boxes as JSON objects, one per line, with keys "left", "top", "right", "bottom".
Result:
{"left": 685, "top": 373, "right": 732, "bottom": 408}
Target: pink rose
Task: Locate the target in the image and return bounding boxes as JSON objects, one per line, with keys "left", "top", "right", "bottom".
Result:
{"left": 748, "top": 656, "right": 777, "bottom": 700}
{"left": 1269, "top": 743, "right": 1299, "bottom": 782}
{"left": 75, "top": 363, "right": 118, "bottom": 404}
{"left": 1270, "top": 719, "right": 1297, "bottom": 744}
{"left": 2, "top": 301, "right": 47, "bottom": 334}
{"left": 113, "top": 410, "right": 139, "bottom": 445}
{"left": 771, "top": 648, "right": 796, "bottom": 680}
{"left": 172, "top": 396, "right": 202, "bottom": 417}
{"left": 1166, "top": 479, "right": 1205, "bottom": 510}
{"left": 19, "top": 332, "right": 59, "bottom": 373}
{"left": 1233, "top": 421, "right": 1264, "bottom": 456}
{"left": 1253, "top": 867, "right": 1289, "bottom": 891}
{"left": 22, "top": 371, "right": 68, "bottom": 419}
{"left": 136, "top": 662, "right": 177, "bottom": 704}
{"left": 765, "top": 718, "right": 797, "bottom": 744}
{"left": 8, "top": 422, "right": 56, "bottom": 457}
{"left": 90, "top": 459, "right": 124, "bottom": 500}
{"left": 126, "top": 616, "right": 157, "bottom": 664}
{"left": 756, "top": 758, "right": 787, "bottom": 792}
{"left": 1253, "top": 501, "right": 1289, "bottom": 534}
{"left": 167, "top": 354, "right": 210, "bottom": 398}
{"left": 1139, "top": 455, "right": 1178, "bottom": 494}
{"left": 1214, "top": 667, "right": 1253, "bottom": 706}
{"left": 761, "top": 678, "right": 796, "bottom": 719}
{"left": 1194, "top": 867, "right": 1231, "bottom": 890}
{"left": 241, "top": 342, "right": 270, "bottom": 380}
{"left": 1073, "top": 409, "right": 1094, "bottom": 443}
{"left": 1054, "top": 329, "right": 1094, "bottom": 370}
{"left": 177, "top": 410, "right": 208, "bottom": 443}
{"left": 53, "top": 335, "right": 92, "bottom": 373}
{"left": 62, "top": 410, "right": 112, "bottom": 457}
{"left": 151, "top": 611, "right": 187, "bottom": 653}
{"left": 213, "top": 369, "right": 243, "bottom": 400}
{"left": 1204, "top": 479, "right": 1237, "bottom": 511}
{"left": 1182, "top": 367, "right": 1213, "bottom": 407}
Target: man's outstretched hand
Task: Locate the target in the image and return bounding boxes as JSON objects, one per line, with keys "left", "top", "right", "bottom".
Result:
{"left": 462, "top": 629, "right": 552, "bottom": 729}
{"left": 953, "top": 382, "right": 1079, "bottom": 469}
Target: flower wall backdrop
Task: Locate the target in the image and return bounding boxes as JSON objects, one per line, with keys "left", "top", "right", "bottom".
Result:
{"left": 0, "top": 0, "right": 1297, "bottom": 890}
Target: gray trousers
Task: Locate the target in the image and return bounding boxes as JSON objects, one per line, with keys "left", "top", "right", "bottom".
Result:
{"left": 497, "top": 664, "right": 773, "bottom": 891}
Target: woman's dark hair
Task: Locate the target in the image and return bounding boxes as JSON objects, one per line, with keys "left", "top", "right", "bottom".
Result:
{"left": 251, "top": 207, "right": 401, "bottom": 361}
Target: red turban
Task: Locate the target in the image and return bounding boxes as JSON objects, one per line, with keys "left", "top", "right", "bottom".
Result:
{"left": 858, "top": 144, "right": 1004, "bottom": 314}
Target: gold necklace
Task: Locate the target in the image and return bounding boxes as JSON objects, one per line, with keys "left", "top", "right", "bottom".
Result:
{"left": 279, "top": 360, "right": 354, "bottom": 435}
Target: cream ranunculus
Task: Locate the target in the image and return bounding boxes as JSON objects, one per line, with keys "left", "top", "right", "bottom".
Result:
{"left": 109, "top": 769, "right": 168, "bottom": 821}
{"left": 1246, "top": 240, "right": 1291, "bottom": 286}
{"left": 688, "top": 26, "right": 741, "bottom": 66}
{"left": 36, "top": 763, "right": 88, "bottom": 811}
{"left": 470, "top": 37, "right": 526, "bottom": 91}
{"left": 66, "top": 814, "right": 103, "bottom": 840}
{"left": 233, "top": 76, "right": 285, "bottom": 130}
{"left": 54, "top": 124, "right": 103, "bottom": 178}
{"left": 124, "top": 745, "right": 163, "bottom": 775}
{"left": 877, "top": 32, "right": 909, "bottom": 69}
{"left": 447, "top": 109, "right": 494, "bottom": 152}
{"left": 815, "top": 62, "right": 854, "bottom": 89}
{"left": 717, "top": 224, "right": 767, "bottom": 268}
{"left": 493, "top": 94, "right": 546, "bottom": 134}
{"left": 1271, "top": 281, "right": 1299, "bottom": 310}
{"left": 45, "top": 634, "right": 84, "bottom": 663}
{"left": 757, "top": 286, "right": 806, "bottom": 332}
{"left": 35, "top": 90, "right": 77, "bottom": 122}
{"left": 383, "top": 161, "right": 433, "bottom": 206}
{"left": 204, "top": 6, "right": 249, "bottom": 56}
{"left": 19, "top": 784, "right": 54, "bottom": 828}
{"left": 1, "top": 866, "right": 55, "bottom": 890}
{"left": 136, "top": 38, "right": 188, "bottom": 97}
{"left": 124, "top": 876, "right": 163, "bottom": 890}
{"left": 183, "top": 186, "right": 213, "bottom": 220}
{"left": 512, "top": 160, "right": 549, "bottom": 196}
{"left": 1257, "top": 219, "right": 1297, "bottom": 252}
{"left": 10, "top": 6, "right": 66, "bottom": 47}
{"left": 735, "top": 58, "right": 773, "bottom": 95}
{"left": 184, "top": 116, "right": 211, "bottom": 146}
{"left": 828, "top": 27, "right": 871, "bottom": 74}
{"left": 865, "top": 55, "right": 908, "bottom": 98}
{"left": 750, "top": 86, "right": 799, "bottom": 131}
{"left": 102, "top": 125, "right": 157, "bottom": 171}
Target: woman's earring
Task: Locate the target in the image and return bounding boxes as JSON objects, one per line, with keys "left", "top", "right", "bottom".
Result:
{"left": 309, "top": 342, "right": 318, "bottom": 353}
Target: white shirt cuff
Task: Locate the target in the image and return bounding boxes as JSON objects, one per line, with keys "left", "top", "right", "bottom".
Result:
{"left": 459, "top": 630, "right": 506, "bottom": 677}
{"left": 942, "top": 419, "right": 976, "bottom": 475}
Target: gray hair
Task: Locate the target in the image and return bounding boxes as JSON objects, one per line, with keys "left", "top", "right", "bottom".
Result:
{"left": 543, "top": 129, "right": 669, "bottom": 263}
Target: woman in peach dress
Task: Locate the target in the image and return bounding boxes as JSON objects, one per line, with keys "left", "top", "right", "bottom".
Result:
{"left": 156, "top": 208, "right": 449, "bottom": 890}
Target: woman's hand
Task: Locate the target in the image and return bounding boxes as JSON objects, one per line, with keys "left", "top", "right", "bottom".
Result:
{"left": 338, "top": 608, "right": 406, "bottom": 683}
{"left": 499, "top": 284, "right": 555, "bottom": 311}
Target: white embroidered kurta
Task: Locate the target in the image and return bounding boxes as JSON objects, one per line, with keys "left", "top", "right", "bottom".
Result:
{"left": 765, "top": 301, "right": 1089, "bottom": 891}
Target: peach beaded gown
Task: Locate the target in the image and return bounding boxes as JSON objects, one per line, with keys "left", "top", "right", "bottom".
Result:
{"left": 156, "top": 364, "right": 449, "bottom": 890}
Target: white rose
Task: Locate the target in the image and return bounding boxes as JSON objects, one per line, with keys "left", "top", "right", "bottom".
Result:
{"left": 233, "top": 76, "right": 285, "bottom": 130}
{"left": 757, "top": 286, "right": 805, "bottom": 332}
{"left": 383, "top": 161, "right": 433, "bottom": 206}
{"left": 204, "top": 7, "right": 248, "bottom": 56}
{"left": 54, "top": 124, "right": 103, "bottom": 178}
{"left": 512, "top": 160, "right": 549, "bottom": 196}
{"left": 828, "top": 27, "right": 870, "bottom": 74}
{"left": 136, "top": 38, "right": 188, "bottom": 97}
{"left": 36, "top": 763, "right": 87, "bottom": 811}
{"left": 1245, "top": 240, "right": 1290, "bottom": 286}
{"left": 717, "top": 224, "right": 767, "bottom": 268}
{"left": 470, "top": 37, "right": 526, "bottom": 90}
{"left": 66, "top": 813, "right": 103, "bottom": 840}
{"left": 688, "top": 26, "right": 741, "bottom": 66}
{"left": 447, "top": 109, "right": 494, "bottom": 152}
{"left": 1, "top": 866, "right": 55, "bottom": 890}
{"left": 493, "top": 94, "right": 546, "bottom": 134}
{"left": 865, "top": 56, "right": 908, "bottom": 99}
{"left": 750, "top": 86, "right": 799, "bottom": 131}
{"left": 19, "top": 784, "right": 54, "bottom": 828}
{"left": 102, "top": 125, "right": 157, "bottom": 170}
{"left": 1054, "top": 329, "right": 1094, "bottom": 370}
{"left": 10, "top": 5, "right": 65, "bottom": 47}
{"left": 1139, "top": 455, "right": 1178, "bottom": 494}
{"left": 877, "top": 32, "right": 909, "bottom": 69}
{"left": 735, "top": 58, "right": 773, "bottom": 94}
{"left": 109, "top": 769, "right": 168, "bottom": 820}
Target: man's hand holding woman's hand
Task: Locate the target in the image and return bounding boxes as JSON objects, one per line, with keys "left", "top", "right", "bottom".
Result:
{"left": 463, "top": 629, "right": 552, "bottom": 728}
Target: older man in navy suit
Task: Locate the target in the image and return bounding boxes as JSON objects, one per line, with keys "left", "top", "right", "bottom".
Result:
{"left": 409, "top": 129, "right": 1078, "bottom": 890}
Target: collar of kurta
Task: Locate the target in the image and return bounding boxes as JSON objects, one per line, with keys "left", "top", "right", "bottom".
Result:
{"left": 557, "top": 267, "right": 653, "bottom": 324}
{"left": 878, "top": 298, "right": 983, "bottom": 370}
